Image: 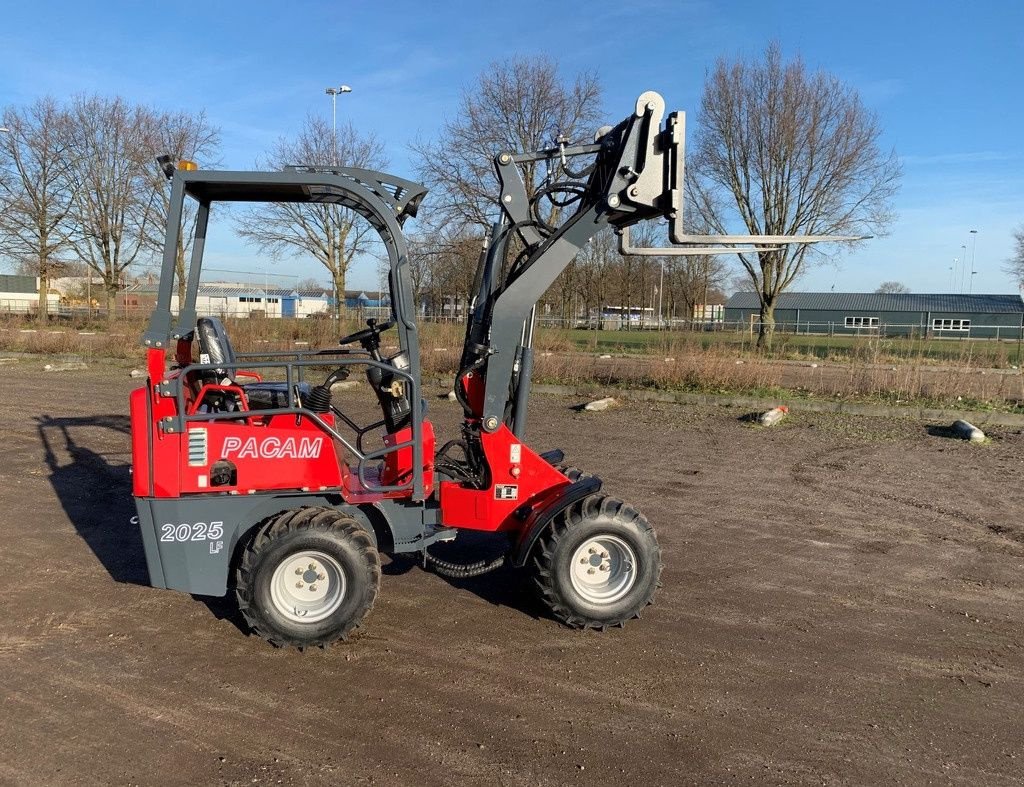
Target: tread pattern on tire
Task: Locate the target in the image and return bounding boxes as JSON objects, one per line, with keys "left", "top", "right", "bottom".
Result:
{"left": 532, "top": 494, "right": 662, "bottom": 631}
{"left": 556, "top": 465, "right": 590, "bottom": 483}
{"left": 235, "top": 507, "right": 381, "bottom": 649}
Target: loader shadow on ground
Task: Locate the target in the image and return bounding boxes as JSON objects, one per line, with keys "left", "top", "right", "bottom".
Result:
{"left": 925, "top": 424, "right": 964, "bottom": 440}
{"left": 396, "top": 530, "right": 548, "bottom": 621}
{"left": 36, "top": 414, "right": 149, "bottom": 587}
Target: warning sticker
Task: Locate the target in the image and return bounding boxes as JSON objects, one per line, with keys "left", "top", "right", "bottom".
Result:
{"left": 509, "top": 444, "right": 521, "bottom": 463}
{"left": 494, "top": 484, "right": 519, "bottom": 501}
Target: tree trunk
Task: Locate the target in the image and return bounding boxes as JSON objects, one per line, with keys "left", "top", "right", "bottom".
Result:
{"left": 757, "top": 300, "right": 775, "bottom": 350}
{"left": 332, "top": 271, "right": 346, "bottom": 323}
{"left": 105, "top": 285, "right": 116, "bottom": 321}
{"left": 37, "top": 267, "right": 49, "bottom": 323}
{"left": 176, "top": 239, "right": 187, "bottom": 314}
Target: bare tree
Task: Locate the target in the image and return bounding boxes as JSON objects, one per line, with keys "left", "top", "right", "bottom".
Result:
{"left": 235, "top": 116, "right": 385, "bottom": 319}
{"left": 875, "top": 281, "right": 910, "bottom": 294}
{"left": 406, "top": 226, "right": 483, "bottom": 320}
{"left": 63, "top": 96, "right": 160, "bottom": 317}
{"left": 412, "top": 56, "right": 602, "bottom": 232}
{"left": 1006, "top": 224, "right": 1024, "bottom": 289}
{"left": 294, "top": 277, "right": 327, "bottom": 293}
{"left": 143, "top": 109, "right": 220, "bottom": 307}
{"left": 665, "top": 253, "right": 731, "bottom": 324}
{"left": 0, "top": 98, "right": 76, "bottom": 320}
{"left": 575, "top": 228, "right": 617, "bottom": 326}
{"left": 687, "top": 43, "right": 901, "bottom": 348}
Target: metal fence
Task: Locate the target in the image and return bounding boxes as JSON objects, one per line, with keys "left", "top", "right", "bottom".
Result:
{"left": 4, "top": 299, "right": 1022, "bottom": 344}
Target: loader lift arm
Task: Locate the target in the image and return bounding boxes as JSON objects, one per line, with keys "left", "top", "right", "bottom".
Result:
{"left": 455, "top": 90, "right": 862, "bottom": 441}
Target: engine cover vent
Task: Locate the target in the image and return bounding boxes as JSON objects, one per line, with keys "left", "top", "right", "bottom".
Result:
{"left": 187, "top": 428, "right": 208, "bottom": 467}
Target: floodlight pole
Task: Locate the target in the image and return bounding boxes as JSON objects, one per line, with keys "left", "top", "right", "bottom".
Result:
{"left": 658, "top": 258, "right": 664, "bottom": 329}
{"left": 324, "top": 85, "right": 352, "bottom": 165}
{"left": 969, "top": 229, "right": 978, "bottom": 294}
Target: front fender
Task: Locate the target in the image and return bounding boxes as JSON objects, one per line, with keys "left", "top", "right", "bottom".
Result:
{"left": 509, "top": 475, "right": 602, "bottom": 567}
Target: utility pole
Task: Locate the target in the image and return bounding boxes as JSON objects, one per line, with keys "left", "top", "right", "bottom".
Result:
{"left": 324, "top": 85, "right": 352, "bottom": 165}
{"left": 960, "top": 244, "right": 967, "bottom": 293}
{"left": 969, "top": 229, "right": 978, "bottom": 294}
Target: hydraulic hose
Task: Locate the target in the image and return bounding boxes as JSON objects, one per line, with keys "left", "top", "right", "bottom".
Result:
{"left": 423, "top": 549, "right": 506, "bottom": 579}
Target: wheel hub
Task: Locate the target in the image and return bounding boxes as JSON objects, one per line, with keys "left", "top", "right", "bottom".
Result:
{"left": 270, "top": 550, "right": 345, "bottom": 624}
{"left": 569, "top": 535, "right": 637, "bottom": 605}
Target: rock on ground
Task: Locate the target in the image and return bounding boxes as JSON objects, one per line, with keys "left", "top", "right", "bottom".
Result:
{"left": 584, "top": 396, "right": 619, "bottom": 412}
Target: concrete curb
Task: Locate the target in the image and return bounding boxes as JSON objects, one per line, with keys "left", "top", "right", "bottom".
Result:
{"left": 531, "top": 383, "right": 1024, "bottom": 428}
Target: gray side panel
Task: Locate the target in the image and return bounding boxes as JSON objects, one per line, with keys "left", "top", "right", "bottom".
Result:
{"left": 134, "top": 493, "right": 428, "bottom": 597}
{"left": 134, "top": 499, "right": 167, "bottom": 589}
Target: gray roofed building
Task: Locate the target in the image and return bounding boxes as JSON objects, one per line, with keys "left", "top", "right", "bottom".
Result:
{"left": 0, "top": 274, "right": 37, "bottom": 294}
{"left": 725, "top": 292, "right": 1024, "bottom": 314}
{"left": 724, "top": 292, "right": 1024, "bottom": 339}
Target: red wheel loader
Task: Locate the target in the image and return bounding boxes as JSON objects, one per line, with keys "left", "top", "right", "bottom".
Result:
{"left": 131, "top": 91, "right": 847, "bottom": 647}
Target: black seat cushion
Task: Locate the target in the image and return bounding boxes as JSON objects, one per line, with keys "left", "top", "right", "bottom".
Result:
{"left": 243, "top": 382, "right": 313, "bottom": 410}
{"left": 196, "top": 317, "right": 236, "bottom": 379}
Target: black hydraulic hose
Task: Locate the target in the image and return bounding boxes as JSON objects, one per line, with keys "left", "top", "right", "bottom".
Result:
{"left": 423, "top": 550, "right": 506, "bottom": 579}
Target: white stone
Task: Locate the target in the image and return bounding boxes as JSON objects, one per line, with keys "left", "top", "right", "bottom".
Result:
{"left": 44, "top": 361, "right": 88, "bottom": 372}
{"left": 598, "top": 354, "right": 612, "bottom": 360}
{"left": 129, "top": 369, "right": 146, "bottom": 378}
{"left": 758, "top": 406, "right": 789, "bottom": 426}
{"left": 331, "top": 380, "right": 361, "bottom": 391}
{"left": 447, "top": 390, "right": 458, "bottom": 401}
{"left": 584, "top": 397, "right": 618, "bottom": 412}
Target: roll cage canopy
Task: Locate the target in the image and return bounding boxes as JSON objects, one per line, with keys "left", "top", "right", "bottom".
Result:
{"left": 143, "top": 166, "right": 428, "bottom": 391}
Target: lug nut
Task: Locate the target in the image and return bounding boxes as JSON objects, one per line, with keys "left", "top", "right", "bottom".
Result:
{"left": 295, "top": 568, "right": 302, "bottom": 575}
{"left": 587, "top": 568, "right": 596, "bottom": 575}
{"left": 309, "top": 585, "right": 318, "bottom": 592}
{"left": 308, "top": 563, "right": 315, "bottom": 570}
{"left": 295, "top": 582, "right": 304, "bottom": 589}
{"left": 601, "top": 551, "right": 609, "bottom": 559}
{"left": 579, "top": 558, "right": 587, "bottom": 564}
{"left": 317, "top": 573, "right": 325, "bottom": 581}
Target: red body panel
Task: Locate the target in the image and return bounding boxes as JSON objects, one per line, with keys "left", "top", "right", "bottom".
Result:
{"left": 180, "top": 416, "right": 345, "bottom": 494}
{"left": 129, "top": 385, "right": 152, "bottom": 497}
{"left": 439, "top": 425, "right": 568, "bottom": 532}
{"left": 133, "top": 346, "right": 435, "bottom": 503}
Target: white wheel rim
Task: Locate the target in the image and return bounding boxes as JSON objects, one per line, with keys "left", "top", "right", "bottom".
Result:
{"left": 269, "top": 550, "right": 345, "bottom": 624}
{"left": 569, "top": 535, "right": 637, "bottom": 605}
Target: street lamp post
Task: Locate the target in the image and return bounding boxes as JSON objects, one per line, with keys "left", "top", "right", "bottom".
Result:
{"left": 657, "top": 258, "right": 664, "bottom": 329}
{"left": 324, "top": 85, "right": 352, "bottom": 165}
{"left": 969, "top": 229, "right": 978, "bottom": 294}
{"left": 960, "top": 245, "right": 967, "bottom": 293}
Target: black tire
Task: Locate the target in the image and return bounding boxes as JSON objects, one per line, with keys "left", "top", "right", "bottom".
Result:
{"left": 556, "top": 465, "right": 590, "bottom": 483}
{"left": 236, "top": 507, "right": 380, "bottom": 649}
{"left": 532, "top": 494, "right": 661, "bottom": 629}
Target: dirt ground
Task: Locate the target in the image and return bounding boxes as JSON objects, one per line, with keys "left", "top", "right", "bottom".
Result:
{"left": 1, "top": 358, "right": 1023, "bottom": 786}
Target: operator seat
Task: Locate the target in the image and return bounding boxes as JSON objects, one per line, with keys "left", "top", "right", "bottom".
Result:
{"left": 195, "top": 316, "right": 310, "bottom": 410}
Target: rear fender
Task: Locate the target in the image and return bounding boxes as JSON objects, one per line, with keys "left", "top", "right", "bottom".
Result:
{"left": 509, "top": 475, "right": 602, "bottom": 567}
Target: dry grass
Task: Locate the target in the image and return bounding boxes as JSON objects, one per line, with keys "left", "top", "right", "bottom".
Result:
{"left": 2, "top": 314, "right": 1021, "bottom": 411}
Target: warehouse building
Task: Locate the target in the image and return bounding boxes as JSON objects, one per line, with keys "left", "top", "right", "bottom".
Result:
{"left": 0, "top": 275, "right": 62, "bottom": 314}
{"left": 724, "top": 292, "right": 1024, "bottom": 339}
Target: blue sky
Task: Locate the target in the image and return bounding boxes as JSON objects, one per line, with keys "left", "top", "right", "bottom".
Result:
{"left": 2, "top": 0, "right": 1021, "bottom": 294}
